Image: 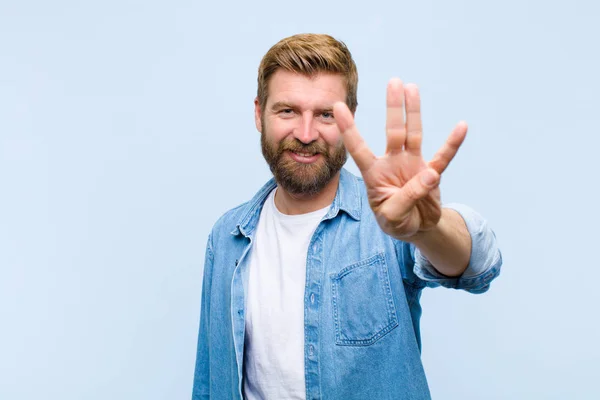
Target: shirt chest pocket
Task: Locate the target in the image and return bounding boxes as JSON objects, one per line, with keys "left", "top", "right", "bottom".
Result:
{"left": 330, "top": 253, "right": 399, "bottom": 346}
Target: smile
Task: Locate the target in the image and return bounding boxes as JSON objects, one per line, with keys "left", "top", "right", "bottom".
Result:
{"left": 288, "top": 151, "right": 321, "bottom": 164}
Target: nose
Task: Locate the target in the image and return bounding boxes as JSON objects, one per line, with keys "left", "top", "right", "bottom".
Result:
{"left": 294, "top": 112, "right": 318, "bottom": 144}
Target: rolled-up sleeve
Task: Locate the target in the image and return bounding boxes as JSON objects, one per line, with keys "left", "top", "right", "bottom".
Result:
{"left": 413, "top": 203, "right": 502, "bottom": 294}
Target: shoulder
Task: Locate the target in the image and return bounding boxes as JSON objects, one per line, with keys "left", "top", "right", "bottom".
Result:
{"left": 208, "top": 176, "right": 277, "bottom": 238}
{"left": 209, "top": 200, "right": 251, "bottom": 237}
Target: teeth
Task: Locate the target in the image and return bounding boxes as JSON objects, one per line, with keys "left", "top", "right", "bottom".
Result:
{"left": 296, "top": 152, "right": 313, "bottom": 157}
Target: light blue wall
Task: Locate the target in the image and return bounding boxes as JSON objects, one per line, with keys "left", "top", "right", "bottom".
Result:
{"left": 1, "top": 1, "right": 598, "bottom": 398}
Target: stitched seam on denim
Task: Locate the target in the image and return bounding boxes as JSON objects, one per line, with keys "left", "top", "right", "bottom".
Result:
{"left": 336, "top": 253, "right": 385, "bottom": 278}
{"left": 237, "top": 181, "right": 277, "bottom": 230}
{"left": 331, "top": 275, "right": 341, "bottom": 345}
{"left": 378, "top": 255, "right": 398, "bottom": 323}
{"left": 331, "top": 252, "right": 398, "bottom": 346}
{"left": 336, "top": 320, "right": 399, "bottom": 346}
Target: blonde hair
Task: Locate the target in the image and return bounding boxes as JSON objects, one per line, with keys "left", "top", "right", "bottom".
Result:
{"left": 257, "top": 33, "right": 358, "bottom": 112}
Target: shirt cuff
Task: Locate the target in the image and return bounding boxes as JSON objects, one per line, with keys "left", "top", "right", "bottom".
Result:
{"left": 413, "top": 203, "right": 502, "bottom": 294}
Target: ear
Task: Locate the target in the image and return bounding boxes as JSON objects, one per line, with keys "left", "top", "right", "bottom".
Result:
{"left": 254, "top": 97, "right": 262, "bottom": 133}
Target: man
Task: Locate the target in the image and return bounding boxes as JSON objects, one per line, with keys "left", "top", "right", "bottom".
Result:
{"left": 192, "top": 33, "right": 501, "bottom": 400}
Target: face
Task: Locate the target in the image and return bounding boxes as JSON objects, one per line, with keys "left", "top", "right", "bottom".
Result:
{"left": 255, "top": 70, "right": 348, "bottom": 196}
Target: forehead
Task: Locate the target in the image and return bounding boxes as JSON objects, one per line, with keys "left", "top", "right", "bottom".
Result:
{"left": 266, "top": 70, "right": 346, "bottom": 108}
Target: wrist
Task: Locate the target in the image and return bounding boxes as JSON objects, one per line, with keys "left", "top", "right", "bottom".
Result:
{"left": 404, "top": 222, "right": 441, "bottom": 246}
{"left": 403, "top": 209, "right": 449, "bottom": 246}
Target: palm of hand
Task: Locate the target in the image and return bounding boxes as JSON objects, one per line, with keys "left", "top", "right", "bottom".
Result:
{"left": 334, "top": 79, "right": 467, "bottom": 240}
{"left": 363, "top": 151, "right": 441, "bottom": 239}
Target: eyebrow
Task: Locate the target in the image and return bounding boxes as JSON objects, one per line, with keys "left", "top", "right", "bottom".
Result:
{"left": 270, "top": 102, "right": 334, "bottom": 113}
{"left": 270, "top": 102, "right": 294, "bottom": 110}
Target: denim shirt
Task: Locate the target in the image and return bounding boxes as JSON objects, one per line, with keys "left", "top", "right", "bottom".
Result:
{"left": 192, "top": 168, "right": 502, "bottom": 400}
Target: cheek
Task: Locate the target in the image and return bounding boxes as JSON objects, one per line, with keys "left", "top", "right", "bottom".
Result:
{"left": 266, "top": 118, "right": 295, "bottom": 142}
{"left": 320, "top": 125, "right": 343, "bottom": 147}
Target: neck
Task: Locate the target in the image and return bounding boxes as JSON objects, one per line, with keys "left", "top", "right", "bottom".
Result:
{"left": 274, "top": 172, "right": 340, "bottom": 215}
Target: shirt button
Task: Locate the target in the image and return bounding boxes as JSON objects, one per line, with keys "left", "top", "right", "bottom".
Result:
{"left": 309, "top": 345, "right": 314, "bottom": 356}
{"left": 313, "top": 243, "right": 318, "bottom": 252}
{"left": 310, "top": 293, "right": 315, "bottom": 304}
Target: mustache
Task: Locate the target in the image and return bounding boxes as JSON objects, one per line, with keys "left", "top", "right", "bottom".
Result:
{"left": 280, "top": 139, "right": 328, "bottom": 155}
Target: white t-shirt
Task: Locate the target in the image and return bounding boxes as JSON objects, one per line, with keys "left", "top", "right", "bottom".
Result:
{"left": 243, "top": 188, "right": 330, "bottom": 400}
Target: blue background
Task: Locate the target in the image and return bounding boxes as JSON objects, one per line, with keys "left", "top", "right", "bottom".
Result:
{"left": 1, "top": 1, "right": 598, "bottom": 398}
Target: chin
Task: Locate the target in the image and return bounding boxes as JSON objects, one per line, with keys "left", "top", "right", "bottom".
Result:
{"left": 277, "top": 169, "right": 336, "bottom": 197}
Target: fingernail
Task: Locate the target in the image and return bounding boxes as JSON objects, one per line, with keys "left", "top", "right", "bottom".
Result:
{"left": 421, "top": 169, "right": 437, "bottom": 187}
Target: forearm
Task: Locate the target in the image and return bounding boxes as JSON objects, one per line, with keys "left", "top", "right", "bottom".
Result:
{"left": 407, "top": 208, "right": 471, "bottom": 277}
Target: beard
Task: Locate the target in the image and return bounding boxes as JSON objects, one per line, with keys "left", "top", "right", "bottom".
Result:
{"left": 261, "top": 127, "right": 347, "bottom": 197}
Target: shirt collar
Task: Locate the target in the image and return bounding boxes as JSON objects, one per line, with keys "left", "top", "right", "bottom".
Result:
{"left": 231, "top": 168, "right": 362, "bottom": 237}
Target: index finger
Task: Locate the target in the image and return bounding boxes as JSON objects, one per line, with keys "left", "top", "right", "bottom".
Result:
{"left": 333, "top": 101, "right": 376, "bottom": 173}
{"left": 428, "top": 121, "right": 468, "bottom": 174}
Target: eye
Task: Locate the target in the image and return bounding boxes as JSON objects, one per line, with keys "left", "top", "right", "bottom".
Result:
{"left": 277, "top": 108, "right": 295, "bottom": 119}
{"left": 319, "top": 111, "right": 335, "bottom": 122}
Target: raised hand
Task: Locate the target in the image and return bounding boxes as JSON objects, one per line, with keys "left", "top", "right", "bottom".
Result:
{"left": 333, "top": 78, "right": 467, "bottom": 241}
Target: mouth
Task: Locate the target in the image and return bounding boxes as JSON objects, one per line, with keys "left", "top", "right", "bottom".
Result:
{"left": 287, "top": 150, "right": 321, "bottom": 164}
